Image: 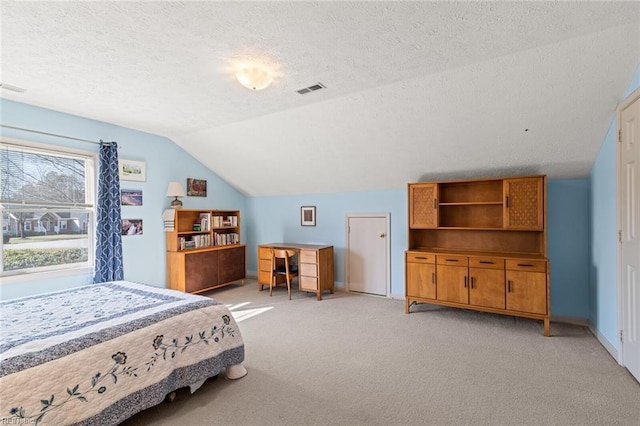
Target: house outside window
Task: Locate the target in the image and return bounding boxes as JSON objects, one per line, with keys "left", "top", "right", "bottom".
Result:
{"left": 0, "top": 139, "right": 96, "bottom": 277}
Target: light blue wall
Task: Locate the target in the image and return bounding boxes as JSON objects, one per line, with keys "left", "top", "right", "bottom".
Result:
{"left": 246, "top": 189, "right": 407, "bottom": 295}
{"left": 547, "top": 179, "right": 590, "bottom": 318}
{"left": 589, "top": 64, "right": 640, "bottom": 350}
{"left": 1, "top": 100, "right": 594, "bottom": 322}
{"left": 0, "top": 99, "right": 245, "bottom": 300}
{"left": 246, "top": 180, "right": 591, "bottom": 316}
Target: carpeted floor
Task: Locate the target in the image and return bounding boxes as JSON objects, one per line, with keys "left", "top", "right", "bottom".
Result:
{"left": 122, "top": 280, "right": 640, "bottom": 425}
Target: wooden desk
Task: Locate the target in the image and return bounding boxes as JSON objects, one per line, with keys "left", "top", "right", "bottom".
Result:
{"left": 258, "top": 243, "right": 335, "bottom": 300}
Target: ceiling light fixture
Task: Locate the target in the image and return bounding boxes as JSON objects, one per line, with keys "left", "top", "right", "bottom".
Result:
{"left": 235, "top": 66, "right": 273, "bottom": 91}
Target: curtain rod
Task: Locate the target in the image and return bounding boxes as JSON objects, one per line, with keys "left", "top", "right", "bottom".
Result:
{"left": 0, "top": 124, "right": 117, "bottom": 147}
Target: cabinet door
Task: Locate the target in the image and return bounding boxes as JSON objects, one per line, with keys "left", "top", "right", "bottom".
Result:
{"left": 185, "top": 250, "right": 219, "bottom": 293}
{"left": 504, "top": 177, "right": 544, "bottom": 230}
{"left": 407, "top": 261, "right": 436, "bottom": 300}
{"left": 469, "top": 267, "right": 505, "bottom": 309}
{"left": 219, "top": 246, "right": 246, "bottom": 284}
{"left": 409, "top": 183, "right": 438, "bottom": 228}
{"left": 436, "top": 264, "right": 468, "bottom": 304}
{"left": 506, "top": 270, "right": 547, "bottom": 314}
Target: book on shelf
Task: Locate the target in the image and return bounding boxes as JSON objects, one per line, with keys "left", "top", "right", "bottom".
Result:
{"left": 198, "top": 212, "right": 211, "bottom": 231}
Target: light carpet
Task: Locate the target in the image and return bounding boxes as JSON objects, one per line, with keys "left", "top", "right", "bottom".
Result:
{"left": 122, "top": 280, "right": 640, "bottom": 426}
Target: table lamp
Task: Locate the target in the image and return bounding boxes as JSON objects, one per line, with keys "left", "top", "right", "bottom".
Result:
{"left": 166, "top": 181, "right": 185, "bottom": 208}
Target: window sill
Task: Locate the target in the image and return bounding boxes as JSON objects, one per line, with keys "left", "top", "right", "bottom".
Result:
{"left": 0, "top": 266, "right": 94, "bottom": 285}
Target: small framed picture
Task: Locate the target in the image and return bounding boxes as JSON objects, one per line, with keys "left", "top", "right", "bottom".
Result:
{"left": 118, "top": 159, "right": 146, "bottom": 182}
{"left": 121, "top": 219, "right": 143, "bottom": 236}
{"left": 187, "top": 178, "right": 207, "bottom": 197}
{"left": 301, "top": 206, "right": 316, "bottom": 227}
{"left": 120, "top": 189, "right": 143, "bottom": 206}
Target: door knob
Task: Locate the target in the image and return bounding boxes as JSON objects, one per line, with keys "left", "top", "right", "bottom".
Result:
{"left": 379, "top": 233, "right": 386, "bottom": 238}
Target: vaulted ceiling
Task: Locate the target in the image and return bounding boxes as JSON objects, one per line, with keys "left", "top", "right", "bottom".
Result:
{"left": 1, "top": 1, "right": 639, "bottom": 196}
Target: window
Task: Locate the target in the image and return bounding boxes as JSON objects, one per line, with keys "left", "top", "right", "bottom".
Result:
{"left": 1, "top": 139, "right": 96, "bottom": 277}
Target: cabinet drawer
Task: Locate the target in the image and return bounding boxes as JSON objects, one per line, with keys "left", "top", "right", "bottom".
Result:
{"left": 469, "top": 257, "right": 504, "bottom": 270}
{"left": 299, "top": 250, "right": 317, "bottom": 263}
{"left": 506, "top": 259, "right": 546, "bottom": 273}
{"left": 259, "top": 247, "right": 272, "bottom": 260}
{"left": 299, "top": 263, "right": 317, "bottom": 277}
{"left": 437, "top": 255, "right": 468, "bottom": 266}
{"left": 406, "top": 252, "right": 435, "bottom": 264}
{"left": 299, "top": 276, "right": 318, "bottom": 291}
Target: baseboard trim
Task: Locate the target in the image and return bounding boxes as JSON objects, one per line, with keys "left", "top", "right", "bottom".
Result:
{"left": 588, "top": 323, "right": 619, "bottom": 362}
{"left": 550, "top": 314, "right": 589, "bottom": 327}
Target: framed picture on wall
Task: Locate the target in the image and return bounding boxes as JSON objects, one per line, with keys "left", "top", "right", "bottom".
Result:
{"left": 121, "top": 219, "right": 143, "bottom": 235}
{"left": 120, "top": 189, "right": 143, "bottom": 206}
{"left": 187, "top": 178, "right": 207, "bottom": 197}
{"left": 118, "top": 159, "right": 146, "bottom": 182}
{"left": 301, "top": 206, "right": 316, "bottom": 227}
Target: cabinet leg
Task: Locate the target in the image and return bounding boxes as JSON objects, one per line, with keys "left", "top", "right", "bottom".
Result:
{"left": 405, "top": 299, "right": 410, "bottom": 314}
{"left": 316, "top": 291, "right": 322, "bottom": 301}
{"left": 259, "top": 284, "right": 264, "bottom": 291}
{"left": 544, "top": 318, "right": 550, "bottom": 337}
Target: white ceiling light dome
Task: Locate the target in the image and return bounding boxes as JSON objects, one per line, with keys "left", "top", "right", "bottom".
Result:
{"left": 235, "top": 65, "right": 273, "bottom": 91}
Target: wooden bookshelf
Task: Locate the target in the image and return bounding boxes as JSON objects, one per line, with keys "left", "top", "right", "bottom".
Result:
{"left": 165, "top": 209, "right": 246, "bottom": 293}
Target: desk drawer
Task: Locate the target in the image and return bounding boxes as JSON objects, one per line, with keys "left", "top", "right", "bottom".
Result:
{"left": 258, "top": 270, "right": 272, "bottom": 284}
{"left": 259, "top": 259, "right": 272, "bottom": 272}
{"left": 300, "top": 276, "right": 318, "bottom": 291}
{"left": 300, "top": 263, "right": 318, "bottom": 277}
{"left": 299, "top": 250, "right": 317, "bottom": 263}
{"left": 259, "top": 247, "right": 272, "bottom": 260}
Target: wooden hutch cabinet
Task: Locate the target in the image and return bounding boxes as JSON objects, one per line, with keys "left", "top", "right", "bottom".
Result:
{"left": 405, "top": 175, "right": 550, "bottom": 336}
{"left": 166, "top": 209, "right": 246, "bottom": 293}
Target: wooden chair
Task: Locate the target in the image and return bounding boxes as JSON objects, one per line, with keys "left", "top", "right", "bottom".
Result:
{"left": 270, "top": 249, "right": 299, "bottom": 300}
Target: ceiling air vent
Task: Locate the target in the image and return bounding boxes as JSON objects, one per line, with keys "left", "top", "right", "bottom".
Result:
{"left": 297, "top": 82, "right": 326, "bottom": 95}
{"left": 0, "top": 83, "right": 27, "bottom": 93}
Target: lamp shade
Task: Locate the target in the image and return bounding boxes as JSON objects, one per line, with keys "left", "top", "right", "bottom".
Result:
{"left": 166, "top": 182, "right": 185, "bottom": 197}
{"left": 235, "top": 66, "right": 273, "bottom": 90}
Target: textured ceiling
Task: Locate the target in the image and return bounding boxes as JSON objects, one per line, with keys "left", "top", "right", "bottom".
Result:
{"left": 1, "top": 1, "right": 639, "bottom": 196}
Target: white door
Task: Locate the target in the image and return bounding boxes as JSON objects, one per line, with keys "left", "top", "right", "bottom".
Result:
{"left": 619, "top": 88, "right": 640, "bottom": 382}
{"left": 346, "top": 214, "right": 389, "bottom": 296}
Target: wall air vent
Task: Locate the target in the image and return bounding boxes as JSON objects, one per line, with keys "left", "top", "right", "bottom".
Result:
{"left": 0, "top": 83, "right": 27, "bottom": 93}
{"left": 297, "top": 82, "right": 326, "bottom": 95}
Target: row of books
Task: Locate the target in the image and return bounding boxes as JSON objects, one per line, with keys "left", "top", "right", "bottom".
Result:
{"left": 213, "top": 215, "right": 237, "bottom": 228}
{"left": 214, "top": 232, "right": 239, "bottom": 246}
{"left": 178, "top": 234, "right": 211, "bottom": 250}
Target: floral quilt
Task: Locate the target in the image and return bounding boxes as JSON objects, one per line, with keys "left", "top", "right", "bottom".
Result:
{"left": 0, "top": 281, "right": 245, "bottom": 425}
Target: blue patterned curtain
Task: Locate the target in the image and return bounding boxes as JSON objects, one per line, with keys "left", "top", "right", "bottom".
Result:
{"left": 93, "top": 141, "right": 124, "bottom": 283}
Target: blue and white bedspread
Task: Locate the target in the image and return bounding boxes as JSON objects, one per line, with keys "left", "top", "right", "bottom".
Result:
{"left": 0, "top": 280, "right": 245, "bottom": 426}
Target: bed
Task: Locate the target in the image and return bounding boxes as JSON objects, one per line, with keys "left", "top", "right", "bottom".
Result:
{"left": 0, "top": 280, "right": 246, "bottom": 425}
